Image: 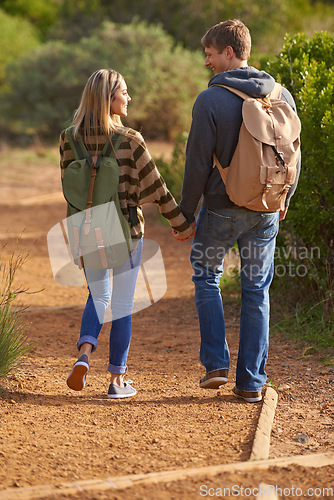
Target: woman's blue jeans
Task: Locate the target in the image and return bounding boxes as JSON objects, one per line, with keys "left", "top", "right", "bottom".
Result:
{"left": 78, "top": 239, "right": 143, "bottom": 374}
{"left": 190, "top": 205, "right": 279, "bottom": 391}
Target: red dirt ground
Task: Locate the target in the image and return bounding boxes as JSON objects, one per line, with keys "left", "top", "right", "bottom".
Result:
{"left": 0, "top": 145, "right": 333, "bottom": 499}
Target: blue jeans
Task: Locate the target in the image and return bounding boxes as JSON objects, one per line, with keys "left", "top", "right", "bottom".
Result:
{"left": 191, "top": 205, "right": 279, "bottom": 391}
{"left": 78, "top": 239, "right": 143, "bottom": 374}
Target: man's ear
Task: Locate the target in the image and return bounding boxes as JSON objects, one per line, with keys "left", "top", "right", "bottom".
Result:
{"left": 225, "top": 46, "right": 234, "bottom": 59}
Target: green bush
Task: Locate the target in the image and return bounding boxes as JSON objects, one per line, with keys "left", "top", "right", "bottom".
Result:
{"left": 263, "top": 32, "right": 334, "bottom": 354}
{"left": 0, "top": 0, "right": 60, "bottom": 39}
{"left": 0, "top": 9, "right": 40, "bottom": 85}
{"left": 266, "top": 32, "right": 334, "bottom": 281}
{"left": 1, "top": 40, "right": 98, "bottom": 137}
{"left": 0, "top": 20, "right": 207, "bottom": 140}
{"left": 0, "top": 252, "right": 30, "bottom": 381}
{"left": 155, "top": 132, "right": 188, "bottom": 202}
{"left": 47, "top": 0, "right": 105, "bottom": 43}
{"left": 91, "top": 0, "right": 334, "bottom": 56}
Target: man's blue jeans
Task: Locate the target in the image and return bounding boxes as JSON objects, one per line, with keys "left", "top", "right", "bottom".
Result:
{"left": 78, "top": 239, "right": 143, "bottom": 374}
{"left": 191, "top": 205, "right": 279, "bottom": 391}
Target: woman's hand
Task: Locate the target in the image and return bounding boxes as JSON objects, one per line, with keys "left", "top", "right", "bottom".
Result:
{"left": 172, "top": 222, "right": 196, "bottom": 242}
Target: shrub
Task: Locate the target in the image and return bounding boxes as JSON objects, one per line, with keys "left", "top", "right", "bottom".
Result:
{"left": 0, "top": 20, "right": 207, "bottom": 140}
{"left": 0, "top": 9, "right": 39, "bottom": 85}
{"left": 269, "top": 34, "right": 333, "bottom": 272}
{"left": 0, "top": 0, "right": 60, "bottom": 39}
{"left": 0, "top": 251, "right": 30, "bottom": 381}
{"left": 155, "top": 132, "right": 188, "bottom": 202}
{"left": 264, "top": 32, "right": 334, "bottom": 351}
{"left": 266, "top": 32, "right": 334, "bottom": 267}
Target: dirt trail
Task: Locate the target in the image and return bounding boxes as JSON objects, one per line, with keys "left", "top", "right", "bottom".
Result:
{"left": 0, "top": 154, "right": 333, "bottom": 499}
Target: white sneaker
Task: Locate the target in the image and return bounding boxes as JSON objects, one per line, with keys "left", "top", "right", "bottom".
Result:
{"left": 107, "top": 380, "right": 137, "bottom": 399}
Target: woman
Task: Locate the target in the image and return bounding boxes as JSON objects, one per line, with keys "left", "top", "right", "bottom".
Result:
{"left": 60, "top": 69, "right": 193, "bottom": 399}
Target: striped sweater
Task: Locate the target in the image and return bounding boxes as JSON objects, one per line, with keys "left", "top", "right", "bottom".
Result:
{"left": 59, "top": 127, "right": 193, "bottom": 240}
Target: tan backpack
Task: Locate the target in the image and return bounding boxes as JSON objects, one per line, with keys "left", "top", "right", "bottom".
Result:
{"left": 211, "top": 83, "right": 301, "bottom": 212}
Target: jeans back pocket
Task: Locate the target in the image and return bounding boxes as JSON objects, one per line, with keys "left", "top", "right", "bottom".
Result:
{"left": 207, "top": 209, "right": 237, "bottom": 242}
{"left": 254, "top": 213, "right": 279, "bottom": 239}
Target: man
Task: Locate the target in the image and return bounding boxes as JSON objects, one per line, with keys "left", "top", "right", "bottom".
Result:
{"left": 176, "top": 20, "right": 300, "bottom": 403}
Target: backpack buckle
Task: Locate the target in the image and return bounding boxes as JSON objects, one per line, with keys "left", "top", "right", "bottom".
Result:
{"left": 271, "top": 146, "right": 286, "bottom": 173}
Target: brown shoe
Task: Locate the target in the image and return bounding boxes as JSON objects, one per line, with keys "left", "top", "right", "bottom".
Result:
{"left": 233, "top": 386, "right": 262, "bottom": 403}
{"left": 199, "top": 369, "right": 228, "bottom": 389}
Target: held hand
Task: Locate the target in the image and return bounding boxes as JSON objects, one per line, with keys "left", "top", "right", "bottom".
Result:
{"left": 172, "top": 228, "right": 191, "bottom": 242}
{"left": 172, "top": 222, "right": 196, "bottom": 242}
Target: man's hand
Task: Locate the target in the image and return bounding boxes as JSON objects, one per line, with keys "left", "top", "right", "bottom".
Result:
{"left": 279, "top": 207, "right": 288, "bottom": 221}
{"left": 172, "top": 221, "right": 196, "bottom": 242}
{"left": 172, "top": 230, "right": 191, "bottom": 241}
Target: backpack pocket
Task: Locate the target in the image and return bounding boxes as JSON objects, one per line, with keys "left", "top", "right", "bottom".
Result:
{"left": 62, "top": 159, "right": 91, "bottom": 211}
{"left": 66, "top": 202, "right": 133, "bottom": 269}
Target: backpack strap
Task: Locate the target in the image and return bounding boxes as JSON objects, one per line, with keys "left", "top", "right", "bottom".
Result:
{"left": 212, "top": 153, "right": 228, "bottom": 183}
{"left": 66, "top": 126, "right": 98, "bottom": 168}
{"left": 102, "top": 133, "right": 124, "bottom": 157}
{"left": 84, "top": 133, "right": 124, "bottom": 236}
{"left": 210, "top": 84, "right": 250, "bottom": 100}
{"left": 209, "top": 82, "right": 282, "bottom": 101}
{"left": 84, "top": 153, "right": 99, "bottom": 235}
{"left": 269, "top": 83, "right": 282, "bottom": 100}
{"left": 66, "top": 127, "right": 124, "bottom": 160}
{"left": 209, "top": 85, "right": 246, "bottom": 179}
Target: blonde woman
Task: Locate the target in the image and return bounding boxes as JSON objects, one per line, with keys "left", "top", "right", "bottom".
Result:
{"left": 60, "top": 69, "right": 193, "bottom": 398}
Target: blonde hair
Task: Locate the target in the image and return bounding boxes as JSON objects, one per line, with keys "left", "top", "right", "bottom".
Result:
{"left": 201, "top": 19, "right": 251, "bottom": 60}
{"left": 72, "top": 69, "right": 125, "bottom": 144}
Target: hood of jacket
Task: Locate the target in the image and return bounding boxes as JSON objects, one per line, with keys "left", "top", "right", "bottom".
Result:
{"left": 208, "top": 66, "right": 275, "bottom": 98}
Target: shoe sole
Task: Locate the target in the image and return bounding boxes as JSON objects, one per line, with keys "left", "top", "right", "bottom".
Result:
{"left": 199, "top": 377, "right": 228, "bottom": 389}
{"left": 233, "top": 387, "right": 262, "bottom": 403}
{"left": 67, "top": 362, "right": 89, "bottom": 391}
{"left": 107, "top": 389, "right": 137, "bottom": 399}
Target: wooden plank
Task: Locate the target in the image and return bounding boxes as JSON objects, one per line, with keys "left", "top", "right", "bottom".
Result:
{"left": 250, "top": 386, "right": 278, "bottom": 460}
{"left": 0, "top": 452, "right": 333, "bottom": 499}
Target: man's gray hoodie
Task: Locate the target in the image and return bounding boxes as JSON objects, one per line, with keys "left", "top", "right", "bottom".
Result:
{"left": 180, "top": 67, "right": 301, "bottom": 223}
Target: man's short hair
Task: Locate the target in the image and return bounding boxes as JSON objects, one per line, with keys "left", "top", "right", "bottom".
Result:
{"left": 201, "top": 19, "right": 251, "bottom": 60}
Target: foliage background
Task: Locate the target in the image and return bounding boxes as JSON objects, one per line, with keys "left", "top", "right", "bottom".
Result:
{"left": 0, "top": 20, "right": 207, "bottom": 140}
{"left": 0, "top": 0, "right": 333, "bottom": 140}
{"left": 267, "top": 32, "right": 334, "bottom": 271}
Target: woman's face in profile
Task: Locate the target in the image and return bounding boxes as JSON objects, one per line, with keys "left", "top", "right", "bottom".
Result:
{"left": 111, "top": 80, "right": 131, "bottom": 117}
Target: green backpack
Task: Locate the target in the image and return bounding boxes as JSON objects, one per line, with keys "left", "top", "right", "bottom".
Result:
{"left": 62, "top": 127, "right": 133, "bottom": 270}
